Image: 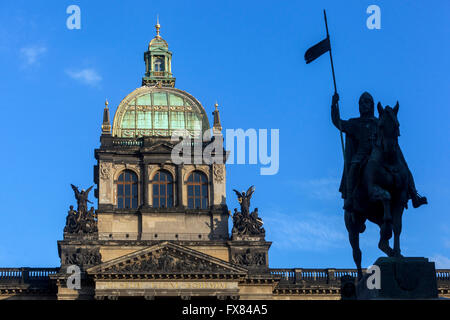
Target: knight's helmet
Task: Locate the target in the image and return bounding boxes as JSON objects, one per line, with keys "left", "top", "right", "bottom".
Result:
{"left": 359, "top": 92, "right": 374, "bottom": 117}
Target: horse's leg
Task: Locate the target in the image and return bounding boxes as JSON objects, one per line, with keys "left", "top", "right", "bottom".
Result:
{"left": 377, "top": 216, "right": 395, "bottom": 257}
{"left": 381, "top": 195, "right": 392, "bottom": 222}
{"left": 345, "top": 210, "right": 363, "bottom": 280}
{"left": 381, "top": 199, "right": 393, "bottom": 241}
{"left": 392, "top": 205, "right": 404, "bottom": 257}
{"left": 370, "top": 185, "right": 392, "bottom": 219}
{"left": 378, "top": 231, "right": 394, "bottom": 257}
{"left": 370, "top": 185, "right": 393, "bottom": 240}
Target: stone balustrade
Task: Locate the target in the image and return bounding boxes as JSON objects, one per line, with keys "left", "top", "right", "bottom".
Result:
{"left": 270, "top": 268, "right": 450, "bottom": 286}
{"left": 0, "top": 268, "right": 59, "bottom": 284}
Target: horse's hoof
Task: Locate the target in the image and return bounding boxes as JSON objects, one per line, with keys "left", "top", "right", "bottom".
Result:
{"left": 357, "top": 270, "right": 363, "bottom": 282}
{"left": 387, "top": 250, "right": 396, "bottom": 257}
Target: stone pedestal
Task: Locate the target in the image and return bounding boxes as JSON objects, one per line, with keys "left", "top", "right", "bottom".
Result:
{"left": 228, "top": 238, "right": 271, "bottom": 274}
{"left": 357, "top": 257, "right": 438, "bottom": 299}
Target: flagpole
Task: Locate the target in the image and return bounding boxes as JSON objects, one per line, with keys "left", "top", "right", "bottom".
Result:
{"left": 323, "top": 10, "right": 345, "bottom": 160}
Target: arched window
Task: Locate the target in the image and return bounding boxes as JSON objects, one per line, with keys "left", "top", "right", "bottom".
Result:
{"left": 154, "top": 56, "right": 165, "bottom": 72}
{"left": 187, "top": 171, "right": 208, "bottom": 209}
{"left": 152, "top": 170, "right": 174, "bottom": 208}
{"left": 117, "top": 170, "right": 138, "bottom": 209}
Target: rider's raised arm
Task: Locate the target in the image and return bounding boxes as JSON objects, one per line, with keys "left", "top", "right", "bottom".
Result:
{"left": 331, "top": 93, "right": 353, "bottom": 134}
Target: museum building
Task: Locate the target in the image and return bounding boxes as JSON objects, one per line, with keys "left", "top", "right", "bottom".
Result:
{"left": 0, "top": 23, "right": 449, "bottom": 300}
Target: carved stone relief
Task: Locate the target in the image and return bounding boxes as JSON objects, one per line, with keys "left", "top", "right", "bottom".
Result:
{"left": 102, "top": 248, "right": 232, "bottom": 274}
{"left": 232, "top": 250, "right": 266, "bottom": 267}
{"left": 100, "top": 162, "right": 112, "bottom": 180}
{"left": 213, "top": 164, "right": 225, "bottom": 183}
{"left": 63, "top": 247, "right": 102, "bottom": 268}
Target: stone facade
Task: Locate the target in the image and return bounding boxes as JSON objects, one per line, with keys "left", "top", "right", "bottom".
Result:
{"left": 1, "top": 266, "right": 449, "bottom": 300}
{"left": 1, "top": 24, "right": 449, "bottom": 301}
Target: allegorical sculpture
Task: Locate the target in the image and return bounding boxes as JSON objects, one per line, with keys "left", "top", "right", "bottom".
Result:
{"left": 231, "top": 186, "right": 265, "bottom": 237}
{"left": 71, "top": 184, "right": 94, "bottom": 213}
{"left": 64, "top": 184, "right": 97, "bottom": 234}
{"left": 331, "top": 93, "right": 427, "bottom": 279}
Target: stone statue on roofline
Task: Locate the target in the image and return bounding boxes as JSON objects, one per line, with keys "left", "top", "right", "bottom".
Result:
{"left": 64, "top": 185, "right": 98, "bottom": 235}
{"left": 231, "top": 186, "right": 265, "bottom": 238}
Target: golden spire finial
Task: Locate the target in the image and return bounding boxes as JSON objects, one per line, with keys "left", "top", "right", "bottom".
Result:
{"left": 155, "top": 15, "right": 161, "bottom": 39}
{"left": 212, "top": 101, "right": 222, "bottom": 133}
{"left": 102, "top": 99, "right": 111, "bottom": 134}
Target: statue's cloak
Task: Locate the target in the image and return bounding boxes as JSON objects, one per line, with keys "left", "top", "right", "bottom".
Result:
{"left": 338, "top": 118, "right": 360, "bottom": 200}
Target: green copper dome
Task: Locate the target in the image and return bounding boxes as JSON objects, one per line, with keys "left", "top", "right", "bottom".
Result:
{"left": 112, "top": 86, "right": 209, "bottom": 138}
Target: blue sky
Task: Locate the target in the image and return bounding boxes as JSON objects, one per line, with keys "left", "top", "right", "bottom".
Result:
{"left": 0, "top": 0, "right": 449, "bottom": 269}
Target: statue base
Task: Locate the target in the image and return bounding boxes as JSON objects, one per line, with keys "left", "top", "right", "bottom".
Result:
{"left": 231, "top": 234, "right": 265, "bottom": 241}
{"left": 356, "top": 257, "right": 438, "bottom": 300}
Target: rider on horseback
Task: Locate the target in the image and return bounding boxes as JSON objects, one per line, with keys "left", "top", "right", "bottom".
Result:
{"left": 331, "top": 92, "right": 427, "bottom": 214}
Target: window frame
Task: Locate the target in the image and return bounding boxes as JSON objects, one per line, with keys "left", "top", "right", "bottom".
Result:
{"left": 116, "top": 170, "right": 139, "bottom": 209}
{"left": 186, "top": 171, "right": 209, "bottom": 209}
{"left": 151, "top": 170, "right": 174, "bottom": 208}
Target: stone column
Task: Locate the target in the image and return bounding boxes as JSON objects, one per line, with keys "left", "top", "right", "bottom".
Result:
{"left": 145, "top": 53, "right": 149, "bottom": 75}
{"left": 327, "top": 268, "right": 336, "bottom": 284}
{"left": 142, "top": 163, "right": 149, "bottom": 207}
{"left": 294, "top": 268, "right": 303, "bottom": 284}
{"left": 209, "top": 165, "right": 214, "bottom": 207}
{"left": 177, "top": 165, "right": 183, "bottom": 207}
{"left": 137, "top": 163, "right": 148, "bottom": 241}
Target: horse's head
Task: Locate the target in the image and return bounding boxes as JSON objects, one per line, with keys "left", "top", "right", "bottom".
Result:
{"left": 376, "top": 102, "right": 400, "bottom": 156}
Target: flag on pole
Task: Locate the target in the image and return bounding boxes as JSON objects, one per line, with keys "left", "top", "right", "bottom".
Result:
{"left": 304, "top": 10, "right": 346, "bottom": 160}
{"left": 304, "top": 37, "right": 331, "bottom": 64}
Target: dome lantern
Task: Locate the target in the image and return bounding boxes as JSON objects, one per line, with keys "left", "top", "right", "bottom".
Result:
{"left": 142, "top": 18, "right": 175, "bottom": 87}
{"left": 110, "top": 21, "right": 211, "bottom": 139}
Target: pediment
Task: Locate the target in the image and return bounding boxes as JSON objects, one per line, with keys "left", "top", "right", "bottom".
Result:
{"left": 87, "top": 242, "right": 247, "bottom": 275}
{"left": 145, "top": 142, "right": 174, "bottom": 153}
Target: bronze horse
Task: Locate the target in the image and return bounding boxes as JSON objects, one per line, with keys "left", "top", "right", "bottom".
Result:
{"left": 346, "top": 102, "right": 411, "bottom": 280}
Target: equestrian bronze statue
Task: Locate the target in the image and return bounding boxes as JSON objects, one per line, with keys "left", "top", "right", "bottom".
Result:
{"left": 331, "top": 92, "right": 427, "bottom": 280}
